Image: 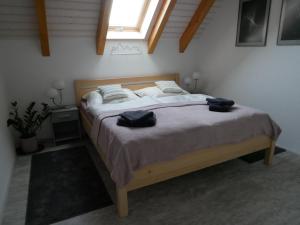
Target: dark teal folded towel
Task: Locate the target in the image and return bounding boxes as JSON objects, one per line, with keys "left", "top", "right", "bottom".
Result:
{"left": 206, "top": 98, "right": 235, "bottom": 107}
{"left": 209, "top": 104, "right": 232, "bottom": 112}
{"left": 117, "top": 110, "right": 156, "bottom": 127}
{"left": 120, "top": 110, "right": 154, "bottom": 122}
{"left": 206, "top": 98, "right": 235, "bottom": 112}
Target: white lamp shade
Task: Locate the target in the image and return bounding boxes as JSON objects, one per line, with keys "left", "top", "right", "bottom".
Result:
{"left": 47, "top": 88, "right": 59, "bottom": 98}
{"left": 183, "top": 77, "right": 192, "bottom": 85}
{"left": 192, "top": 72, "right": 201, "bottom": 80}
{"left": 53, "top": 80, "right": 65, "bottom": 90}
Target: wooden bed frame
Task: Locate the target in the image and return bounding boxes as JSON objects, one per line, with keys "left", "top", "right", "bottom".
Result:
{"left": 74, "top": 74, "right": 275, "bottom": 217}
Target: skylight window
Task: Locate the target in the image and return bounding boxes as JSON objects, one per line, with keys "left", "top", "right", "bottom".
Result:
{"left": 109, "top": 0, "right": 146, "bottom": 28}
{"left": 107, "top": 0, "right": 159, "bottom": 39}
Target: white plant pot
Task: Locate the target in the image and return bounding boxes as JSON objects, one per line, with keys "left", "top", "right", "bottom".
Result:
{"left": 21, "top": 136, "right": 38, "bottom": 153}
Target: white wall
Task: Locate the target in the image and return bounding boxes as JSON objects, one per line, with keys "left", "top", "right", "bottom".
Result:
{"left": 197, "top": 0, "right": 300, "bottom": 153}
{"left": 2, "top": 0, "right": 299, "bottom": 153}
{"left": 0, "top": 38, "right": 199, "bottom": 138}
{"left": 1, "top": 38, "right": 199, "bottom": 104}
{"left": 0, "top": 63, "right": 15, "bottom": 222}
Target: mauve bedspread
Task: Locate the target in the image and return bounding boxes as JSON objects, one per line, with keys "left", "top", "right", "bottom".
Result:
{"left": 91, "top": 102, "right": 281, "bottom": 187}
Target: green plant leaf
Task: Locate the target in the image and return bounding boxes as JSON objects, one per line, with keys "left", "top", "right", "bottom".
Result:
{"left": 11, "top": 101, "right": 17, "bottom": 107}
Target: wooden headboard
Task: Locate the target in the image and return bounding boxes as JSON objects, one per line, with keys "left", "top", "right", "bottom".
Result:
{"left": 74, "top": 73, "right": 180, "bottom": 106}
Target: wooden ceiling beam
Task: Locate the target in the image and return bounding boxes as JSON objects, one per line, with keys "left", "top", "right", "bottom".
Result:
{"left": 179, "top": 0, "right": 215, "bottom": 53}
{"left": 34, "top": 0, "right": 50, "bottom": 56}
{"left": 96, "top": 0, "right": 113, "bottom": 55}
{"left": 148, "top": 0, "right": 177, "bottom": 54}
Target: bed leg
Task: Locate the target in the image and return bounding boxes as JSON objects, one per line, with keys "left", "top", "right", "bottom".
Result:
{"left": 116, "top": 187, "right": 128, "bottom": 217}
{"left": 264, "top": 141, "right": 276, "bottom": 166}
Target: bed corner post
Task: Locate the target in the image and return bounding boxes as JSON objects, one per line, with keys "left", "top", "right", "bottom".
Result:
{"left": 264, "top": 140, "right": 276, "bottom": 166}
{"left": 116, "top": 187, "right": 128, "bottom": 217}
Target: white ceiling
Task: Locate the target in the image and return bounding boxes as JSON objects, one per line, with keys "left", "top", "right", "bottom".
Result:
{"left": 0, "top": 0, "right": 222, "bottom": 40}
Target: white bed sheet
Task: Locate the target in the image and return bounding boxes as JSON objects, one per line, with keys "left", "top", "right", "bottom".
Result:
{"left": 87, "top": 94, "right": 212, "bottom": 117}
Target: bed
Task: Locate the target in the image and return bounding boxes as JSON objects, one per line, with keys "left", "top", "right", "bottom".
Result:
{"left": 74, "top": 74, "right": 280, "bottom": 217}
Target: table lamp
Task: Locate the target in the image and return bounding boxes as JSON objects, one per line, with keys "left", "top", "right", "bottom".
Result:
{"left": 192, "top": 72, "right": 201, "bottom": 91}
{"left": 47, "top": 80, "right": 65, "bottom": 108}
{"left": 183, "top": 77, "right": 192, "bottom": 90}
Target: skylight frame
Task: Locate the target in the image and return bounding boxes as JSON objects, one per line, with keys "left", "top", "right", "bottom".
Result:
{"left": 107, "top": 0, "right": 160, "bottom": 40}
{"left": 108, "top": 0, "right": 151, "bottom": 32}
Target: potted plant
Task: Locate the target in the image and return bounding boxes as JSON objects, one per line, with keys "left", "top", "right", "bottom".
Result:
{"left": 7, "top": 101, "right": 50, "bottom": 154}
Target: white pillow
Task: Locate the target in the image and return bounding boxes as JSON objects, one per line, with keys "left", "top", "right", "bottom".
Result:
{"left": 155, "top": 81, "right": 185, "bottom": 93}
{"left": 97, "top": 84, "right": 128, "bottom": 102}
{"left": 134, "top": 87, "right": 164, "bottom": 97}
{"left": 124, "top": 88, "right": 139, "bottom": 100}
{"left": 135, "top": 86, "right": 189, "bottom": 97}
{"left": 157, "top": 90, "right": 189, "bottom": 97}
{"left": 85, "top": 91, "right": 103, "bottom": 108}
{"left": 81, "top": 93, "right": 89, "bottom": 100}
{"left": 106, "top": 88, "right": 139, "bottom": 104}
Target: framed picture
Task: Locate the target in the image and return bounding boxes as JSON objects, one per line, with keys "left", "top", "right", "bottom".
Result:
{"left": 278, "top": 0, "right": 300, "bottom": 45}
{"left": 236, "top": 0, "right": 271, "bottom": 46}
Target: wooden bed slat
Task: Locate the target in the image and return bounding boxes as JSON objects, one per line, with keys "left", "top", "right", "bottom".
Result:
{"left": 126, "top": 136, "right": 271, "bottom": 191}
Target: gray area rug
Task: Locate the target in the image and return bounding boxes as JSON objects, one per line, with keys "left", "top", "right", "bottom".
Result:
{"left": 240, "top": 147, "right": 286, "bottom": 163}
{"left": 53, "top": 151, "right": 300, "bottom": 225}
{"left": 26, "top": 147, "right": 112, "bottom": 225}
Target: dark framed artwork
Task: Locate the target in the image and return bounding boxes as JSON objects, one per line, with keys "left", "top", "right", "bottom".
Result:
{"left": 278, "top": 0, "right": 300, "bottom": 45}
{"left": 236, "top": 0, "right": 271, "bottom": 46}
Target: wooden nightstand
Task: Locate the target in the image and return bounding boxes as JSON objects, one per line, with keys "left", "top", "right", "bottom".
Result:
{"left": 51, "top": 106, "right": 82, "bottom": 145}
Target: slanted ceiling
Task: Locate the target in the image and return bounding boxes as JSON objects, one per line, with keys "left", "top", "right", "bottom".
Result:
{"left": 0, "top": 0, "right": 220, "bottom": 53}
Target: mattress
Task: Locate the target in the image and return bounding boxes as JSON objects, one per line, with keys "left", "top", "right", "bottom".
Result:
{"left": 83, "top": 94, "right": 212, "bottom": 118}
{"left": 80, "top": 101, "right": 94, "bottom": 123}
{"left": 89, "top": 95, "right": 281, "bottom": 187}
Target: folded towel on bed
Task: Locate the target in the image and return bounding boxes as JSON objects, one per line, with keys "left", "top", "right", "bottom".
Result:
{"left": 117, "top": 110, "right": 156, "bottom": 127}
{"left": 206, "top": 98, "right": 235, "bottom": 112}
{"left": 120, "top": 110, "right": 154, "bottom": 122}
{"left": 208, "top": 104, "right": 232, "bottom": 112}
{"left": 206, "top": 98, "right": 235, "bottom": 106}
